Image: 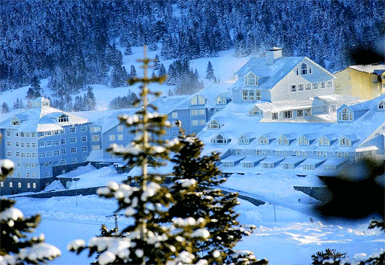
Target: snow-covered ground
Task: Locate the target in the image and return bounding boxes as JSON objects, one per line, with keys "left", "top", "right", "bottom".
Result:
{"left": 12, "top": 165, "right": 384, "bottom": 265}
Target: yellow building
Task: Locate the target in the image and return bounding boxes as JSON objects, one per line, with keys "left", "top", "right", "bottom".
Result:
{"left": 335, "top": 64, "right": 385, "bottom": 100}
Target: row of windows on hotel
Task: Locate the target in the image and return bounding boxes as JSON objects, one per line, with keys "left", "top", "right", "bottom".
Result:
{"left": 212, "top": 135, "right": 355, "bottom": 147}
{"left": 242, "top": 80, "right": 333, "bottom": 101}
{"left": 4, "top": 126, "right": 102, "bottom": 138}
{"left": 231, "top": 148, "right": 371, "bottom": 158}
{"left": 6, "top": 145, "right": 101, "bottom": 158}
{"left": 0, "top": 181, "right": 37, "bottom": 189}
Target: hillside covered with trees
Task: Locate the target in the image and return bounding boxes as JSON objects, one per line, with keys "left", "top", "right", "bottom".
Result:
{"left": 0, "top": 0, "right": 383, "bottom": 94}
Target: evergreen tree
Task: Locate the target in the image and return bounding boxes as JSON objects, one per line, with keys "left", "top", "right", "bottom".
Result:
{"left": 168, "top": 132, "right": 267, "bottom": 264}
{"left": 1, "top": 102, "right": 10, "bottom": 113}
{"left": 84, "top": 86, "right": 97, "bottom": 111}
{"left": 30, "top": 75, "right": 42, "bottom": 96}
{"left": 0, "top": 136, "right": 61, "bottom": 264}
{"left": 129, "top": 65, "right": 137, "bottom": 79}
{"left": 158, "top": 63, "right": 166, "bottom": 77}
{"left": 68, "top": 47, "right": 210, "bottom": 264}
{"left": 205, "top": 61, "right": 216, "bottom": 81}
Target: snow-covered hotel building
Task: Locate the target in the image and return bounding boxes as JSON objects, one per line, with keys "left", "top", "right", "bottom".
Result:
{"left": 1, "top": 48, "right": 384, "bottom": 194}
{"left": 199, "top": 48, "right": 385, "bottom": 176}
{"left": 0, "top": 97, "right": 102, "bottom": 194}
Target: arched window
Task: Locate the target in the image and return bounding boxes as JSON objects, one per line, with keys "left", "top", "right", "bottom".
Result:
{"left": 301, "top": 63, "right": 308, "bottom": 75}
{"left": 245, "top": 72, "right": 258, "bottom": 86}
{"left": 208, "top": 120, "right": 221, "bottom": 129}
{"left": 58, "top": 114, "right": 69, "bottom": 123}
{"left": 379, "top": 101, "right": 385, "bottom": 110}
{"left": 191, "top": 95, "right": 206, "bottom": 105}
{"left": 239, "top": 135, "right": 249, "bottom": 145}
{"left": 340, "top": 137, "right": 351, "bottom": 147}
{"left": 339, "top": 108, "right": 352, "bottom": 121}
{"left": 319, "top": 136, "right": 330, "bottom": 146}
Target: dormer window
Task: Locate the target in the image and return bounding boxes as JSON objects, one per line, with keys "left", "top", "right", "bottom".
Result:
{"left": 338, "top": 107, "right": 352, "bottom": 121}
{"left": 340, "top": 137, "right": 351, "bottom": 147}
{"left": 211, "top": 134, "right": 229, "bottom": 144}
{"left": 216, "top": 96, "right": 226, "bottom": 105}
{"left": 319, "top": 136, "right": 330, "bottom": 146}
{"left": 58, "top": 114, "right": 69, "bottom": 123}
{"left": 245, "top": 72, "right": 258, "bottom": 86}
{"left": 208, "top": 120, "right": 221, "bottom": 129}
{"left": 249, "top": 106, "right": 263, "bottom": 116}
{"left": 191, "top": 95, "right": 205, "bottom": 106}
{"left": 277, "top": 136, "right": 289, "bottom": 146}
{"left": 379, "top": 101, "right": 385, "bottom": 110}
{"left": 11, "top": 118, "right": 20, "bottom": 126}
{"left": 298, "top": 136, "right": 309, "bottom": 146}
{"left": 258, "top": 136, "right": 268, "bottom": 145}
{"left": 238, "top": 135, "right": 250, "bottom": 145}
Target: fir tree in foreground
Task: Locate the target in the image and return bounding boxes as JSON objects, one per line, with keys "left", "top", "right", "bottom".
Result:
{"left": 68, "top": 47, "right": 210, "bottom": 265}
{"left": 0, "top": 134, "right": 61, "bottom": 264}
{"left": 168, "top": 130, "right": 267, "bottom": 265}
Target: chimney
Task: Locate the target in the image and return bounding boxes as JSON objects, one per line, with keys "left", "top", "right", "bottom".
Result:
{"left": 266, "top": 47, "right": 283, "bottom": 65}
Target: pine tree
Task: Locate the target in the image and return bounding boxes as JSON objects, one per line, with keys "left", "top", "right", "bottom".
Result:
{"left": 0, "top": 135, "right": 61, "bottom": 264}
{"left": 1, "top": 102, "right": 10, "bottom": 113}
{"left": 84, "top": 86, "right": 97, "bottom": 111}
{"left": 168, "top": 132, "right": 267, "bottom": 264}
{"left": 205, "top": 61, "right": 216, "bottom": 81}
{"left": 68, "top": 47, "right": 210, "bottom": 265}
{"left": 129, "top": 65, "right": 137, "bottom": 79}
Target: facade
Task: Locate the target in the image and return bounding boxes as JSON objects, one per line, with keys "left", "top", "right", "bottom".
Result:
{"left": 0, "top": 98, "right": 95, "bottom": 194}
{"left": 199, "top": 94, "right": 385, "bottom": 176}
{"left": 232, "top": 48, "right": 336, "bottom": 104}
{"left": 335, "top": 64, "right": 385, "bottom": 100}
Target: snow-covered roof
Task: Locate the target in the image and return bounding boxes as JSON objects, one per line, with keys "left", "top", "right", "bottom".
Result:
{"left": 175, "top": 82, "right": 233, "bottom": 110}
{"left": 282, "top": 157, "right": 306, "bottom": 164}
{"left": 254, "top": 99, "right": 313, "bottom": 112}
{"left": 241, "top": 156, "right": 265, "bottom": 163}
{"left": 349, "top": 64, "right": 385, "bottom": 74}
{"left": 321, "top": 158, "right": 348, "bottom": 166}
{"left": 221, "top": 155, "right": 245, "bottom": 163}
{"left": 300, "top": 158, "right": 325, "bottom": 166}
{"left": 0, "top": 103, "right": 89, "bottom": 132}
{"left": 150, "top": 95, "right": 190, "bottom": 115}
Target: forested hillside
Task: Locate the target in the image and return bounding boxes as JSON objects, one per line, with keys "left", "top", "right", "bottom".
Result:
{"left": 0, "top": 0, "right": 383, "bottom": 94}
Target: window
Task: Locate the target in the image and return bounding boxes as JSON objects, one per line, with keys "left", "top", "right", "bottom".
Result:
{"left": 46, "top": 131, "right": 52, "bottom": 136}
{"left": 278, "top": 137, "right": 289, "bottom": 145}
{"left": 15, "top": 142, "right": 19, "bottom": 147}
{"left": 327, "top": 80, "right": 333, "bottom": 87}
{"left": 291, "top": 85, "right": 297, "bottom": 92}
{"left": 47, "top": 140, "right": 52, "bottom": 146}
{"left": 92, "top": 145, "right": 101, "bottom": 150}
{"left": 340, "top": 137, "right": 351, "bottom": 146}
{"left": 81, "top": 136, "right": 87, "bottom": 142}
{"left": 68, "top": 127, "right": 75, "bottom": 133}
{"left": 208, "top": 120, "right": 221, "bottom": 129}
{"left": 32, "top": 153, "right": 37, "bottom": 158}
{"left": 32, "top": 132, "right": 36, "bottom": 137}
{"left": 33, "top": 183, "right": 36, "bottom": 189}
{"left": 16, "top": 152, "right": 20, "bottom": 157}
{"left": 82, "top": 146, "right": 88, "bottom": 152}
{"left": 54, "top": 150, "right": 59, "bottom": 156}
{"left": 27, "top": 183, "right": 31, "bottom": 188}
{"left": 12, "top": 119, "right": 20, "bottom": 126}
{"left": 172, "top": 131, "right": 179, "bottom": 137}
{"left": 81, "top": 126, "right": 87, "bottom": 132}
{"left": 297, "top": 109, "right": 304, "bottom": 117}
{"left": 109, "top": 135, "right": 115, "bottom": 141}
{"left": 61, "top": 159, "right": 66, "bottom": 165}
{"left": 304, "top": 108, "right": 311, "bottom": 116}
{"left": 249, "top": 106, "right": 263, "bottom": 116}
{"left": 320, "top": 81, "right": 326, "bottom": 88}
{"left": 58, "top": 115, "right": 69, "bottom": 123}
{"left": 239, "top": 135, "right": 249, "bottom": 145}
{"left": 32, "top": 142, "right": 36, "bottom": 148}
{"left": 191, "top": 95, "right": 205, "bottom": 105}
{"left": 171, "top": 112, "right": 178, "bottom": 119}
{"left": 70, "top": 147, "right": 77, "bottom": 153}
{"left": 53, "top": 140, "right": 59, "bottom": 146}
{"left": 118, "top": 134, "right": 123, "bottom": 140}
{"left": 258, "top": 136, "right": 268, "bottom": 145}
{"left": 45, "top": 171, "right": 50, "bottom": 177}
{"left": 6, "top": 131, "right": 11, "bottom": 137}
{"left": 301, "top": 63, "right": 308, "bottom": 75}
{"left": 191, "top": 110, "right": 198, "bottom": 116}
{"left": 7, "top": 151, "right": 12, "bottom": 157}
{"left": 312, "top": 83, "right": 318, "bottom": 89}
{"left": 306, "top": 83, "right": 311, "bottom": 90}
{"left": 245, "top": 72, "right": 258, "bottom": 86}
{"left": 26, "top": 153, "right": 31, "bottom": 158}
{"left": 339, "top": 108, "right": 352, "bottom": 121}
{"left": 40, "top": 152, "right": 45, "bottom": 158}
{"left": 71, "top": 157, "right": 77, "bottom": 163}
{"left": 298, "top": 84, "right": 304, "bottom": 91}
{"left": 283, "top": 110, "right": 293, "bottom": 119}
{"left": 90, "top": 127, "right": 101, "bottom": 133}
{"left": 18, "top": 182, "right": 21, "bottom": 188}
{"left": 379, "top": 102, "right": 385, "bottom": 110}
{"left": 92, "top": 135, "right": 100, "bottom": 141}
{"left": 211, "top": 135, "right": 227, "bottom": 144}
{"left": 319, "top": 137, "right": 330, "bottom": 146}
{"left": 26, "top": 143, "right": 30, "bottom": 148}
{"left": 192, "top": 120, "right": 198, "bottom": 126}
{"left": 272, "top": 113, "right": 278, "bottom": 120}
{"left": 21, "top": 142, "right": 25, "bottom": 148}
{"left": 6, "top": 141, "right": 11, "bottom": 147}
{"left": 21, "top": 152, "right": 25, "bottom": 158}
{"left": 70, "top": 137, "right": 76, "bottom": 144}
{"left": 9, "top": 182, "right": 13, "bottom": 188}
{"left": 216, "top": 96, "right": 226, "bottom": 105}
{"left": 60, "top": 139, "right": 66, "bottom": 145}
{"left": 46, "top": 151, "right": 52, "bottom": 157}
